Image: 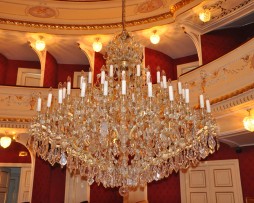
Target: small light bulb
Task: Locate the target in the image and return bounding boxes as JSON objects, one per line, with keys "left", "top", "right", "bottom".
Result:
{"left": 199, "top": 9, "right": 211, "bottom": 23}
{"left": 150, "top": 32, "right": 160, "bottom": 44}
{"left": 93, "top": 40, "right": 102, "bottom": 52}
{"left": 35, "top": 39, "right": 46, "bottom": 51}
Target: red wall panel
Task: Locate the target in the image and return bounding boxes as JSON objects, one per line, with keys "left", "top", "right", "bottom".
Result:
{"left": 93, "top": 52, "right": 106, "bottom": 84}
{"left": 0, "top": 54, "right": 7, "bottom": 85}
{"left": 32, "top": 157, "right": 51, "bottom": 203}
{"left": 49, "top": 165, "right": 66, "bottom": 203}
{"left": 90, "top": 184, "right": 123, "bottom": 203}
{"left": 44, "top": 52, "right": 58, "bottom": 88}
{"left": 57, "top": 64, "right": 90, "bottom": 85}
{"left": 5, "top": 60, "right": 40, "bottom": 86}
{"left": 201, "top": 23, "right": 254, "bottom": 65}
{"left": 148, "top": 173, "right": 181, "bottom": 203}
{"left": 32, "top": 157, "right": 66, "bottom": 203}
{"left": 0, "top": 141, "right": 31, "bottom": 163}
{"left": 145, "top": 48, "right": 176, "bottom": 82}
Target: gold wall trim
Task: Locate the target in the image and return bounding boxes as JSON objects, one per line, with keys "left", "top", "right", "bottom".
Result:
{"left": 0, "top": 12, "right": 172, "bottom": 31}
{"left": 170, "top": 0, "right": 195, "bottom": 14}
{"left": 0, "top": 0, "right": 200, "bottom": 30}
{"left": 0, "top": 118, "right": 32, "bottom": 123}
{"left": 211, "top": 83, "right": 254, "bottom": 105}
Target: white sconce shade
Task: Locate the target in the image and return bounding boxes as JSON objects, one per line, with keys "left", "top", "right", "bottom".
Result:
{"left": 243, "top": 109, "right": 254, "bottom": 132}
{"left": 199, "top": 9, "right": 211, "bottom": 23}
{"left": 150, "top": 31, "right": 160, "bottom": 44}
{"left": 0, "top": 137, "right": 12, "bottom": 148}
{"left": 93, "top": 40, "right": 102, "bottom": 52}
{"left": 35, "top": 39, "right": 46, "bottom": 51}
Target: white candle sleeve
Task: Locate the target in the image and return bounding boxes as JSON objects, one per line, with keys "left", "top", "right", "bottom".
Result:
{"left": 185, "top": 89, "right": 189, "bottom": 103}
{"left": 103, "top": 81, "right": 108, "bottom": 96}
{"left": 169, "top": 85, "right": 174, "bottom": 101}
{"left": 101, "top": 71, "right": 105, "bottom": 84}
{"left": 37, "top": 97, "right": 41, "bottom": 112}
{"left": 178, "top": 82, "right": 182, "bottom": 94}
{"left": 62, "top": 87, "right": 66, "bottom": 99}
{"left": 109, "top": 65, "right": 114, "bottom": 77}
{"left": 81, "top": 82, "right": 86, "bottom": 97}
{"left": 88, "top": 72, "right": 92, "bottom": 84}
{"left": 80, "top": 76, "right": 84, "bottom": 89}
{"left": 200, "top": 94, "right": 204, "bottom": 108}
{"left": 182, "top": 88, "right": 185, "bottom": 99}
{"left": 136, "top": 65, "right": 141, "bottom": 76}
{"left": 163, "top": 76, "right": 167, "bottom": 88}
{"left": 146, "top": 71, "right": 151, "bottom": 84}
{"left": 67, "top": 82, "right": 71, "bottom": 95}
{"left": 156, "top": 71, "right": 160, "bottom": 84}
{"left": 206, "top": 99, "right": 211, "bottom": 113}
{"left": 148, "top": 82, "right": 153, "bottom": 97}
{"left": 122, "top": 80, "right": 126, "bottom": 95}
{"left": 58, "top": 89, "right": 63, "bottom": 104}
{"left": 47, "top": 93, "right": 52, "bottom": 107}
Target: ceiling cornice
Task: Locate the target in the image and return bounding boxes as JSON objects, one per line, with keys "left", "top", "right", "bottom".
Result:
{"left": 0, "top": 12, "right": 172, "bottom": 31}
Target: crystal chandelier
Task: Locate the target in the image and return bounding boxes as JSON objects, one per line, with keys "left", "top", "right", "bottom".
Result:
{"left": 28, "top": 0, "right": 219, "bottom": 196}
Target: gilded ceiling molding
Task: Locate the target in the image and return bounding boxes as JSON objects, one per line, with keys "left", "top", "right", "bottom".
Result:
{"left": 170, "top": 0, "right": 195, "bottom": 14}
{"left": 211, "top": 83, "right": 254, "bottom": 109}
{"left": 0, "top": 117, "right": 31, "bottom": 128}
{"left": 208, "top": 0, "right": 252, "bottom": 21}
{"left": 0, "top": 12, "right": 172, "bottom": 31}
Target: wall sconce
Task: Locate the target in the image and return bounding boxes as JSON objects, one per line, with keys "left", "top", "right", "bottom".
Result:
{"left": 92, "top": 38, "right": 102, "bottom": 52}
{"left": 150, "top": 30, "right": 160, "bottom": 45}
{"left": 243, "top": 109, "right": 254, "bottom": 132}
{"left": 35, "top": 36, "right": 46, "bottom": 51}
{"left": 0, "top": 136, "right": 12, "bottom": 148}
{"left": 199, "top": 9, "right": 211, "bottom": 23}
{"left": 0, "top": 132, "right": 16, "bottom": 148}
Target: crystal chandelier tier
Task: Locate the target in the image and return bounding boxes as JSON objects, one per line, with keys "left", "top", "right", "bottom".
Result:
{"left": 28, "top": 0, "right": 219, "bottom": 196}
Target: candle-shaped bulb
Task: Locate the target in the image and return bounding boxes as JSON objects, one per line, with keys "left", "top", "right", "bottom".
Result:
{"left": 58, "top": 83, "right": 63, "bottom": 104}
{"left": 185, "top": 89, "right": 190, "bottom": 103}
{"left": 206, "top": 99, "right": 211, "bottom": 113}
{"left": 67, "top": 76, "right": 71, "bottom": 95}
{"left": 148, "top": 82, "right": 153, "bottom": 97}
{"left": 146, "top": 68, "right": 151, "bottom": 84}
{"left": 80, "top": 70, "right": 85, "bottom": 89}
{"left": 101, "top": 66, "right": 105, "bottom": 84}
{"left": 178, "top": 80, "right": 182, "bottom": 94}
{"left": 109, "top": 65, "right": 114, "bottom": 77}
{"left": 122, "top": 79, "right": 126, "bottom": 95}
{"left": 80, "top": 81, "right": 86, "bottom": 97}
{"left": 162, "top": 70, "right": 167, "bottom": 88}
{"left": 200, "top": 94, "right": 204, "bottom": 108}
{"left": 88, "top": 71, "right": 92, "bottom": 84}
{"left": 47, "top": 88, "right": 53, "bottom": 108}
{"left": 37, "top": 94, "right": 42, "bottom": 112}
{"left": 156, "top": 66, "right": 161, "bottom": 84}
{"left": 103, "top": 80, "right": 108, "bottom": 96}
{"left": 168, "top": 85, "right": 174, "bottom": 101}
{"left": 136, "top": 64, "right": 141, "bottom": 76}
{"left": 182, "top": 88, "right": 185, "bottom": 99}
{"left": 63, "top": 82, "right": 67, "bottom": 99}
